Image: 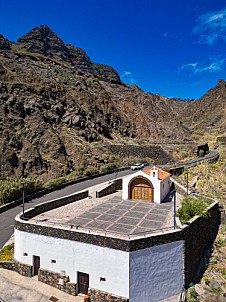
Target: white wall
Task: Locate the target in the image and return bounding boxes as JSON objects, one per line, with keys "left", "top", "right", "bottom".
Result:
{"left": 14, "top": 229, "right": 129, "bottom": 298}
{"left": 129, "top": 241, "right": 183, "bottom": 302}
{"left": 160, "top": 177, "right": 170, "bottom": 201}
{"left": 122, "top": 170, "right": 166, "bottom": 203}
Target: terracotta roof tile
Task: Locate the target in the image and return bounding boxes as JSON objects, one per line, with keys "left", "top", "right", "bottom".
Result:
{"left": 142, "top": 167, "right": 170, "bottom": 181}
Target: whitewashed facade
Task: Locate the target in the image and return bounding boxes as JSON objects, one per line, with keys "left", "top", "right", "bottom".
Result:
{"left": 14, "top": 228, "right": 183, "bottom": 301}
{"left": 122, "top": 167, "right": 170, "bottom": 203}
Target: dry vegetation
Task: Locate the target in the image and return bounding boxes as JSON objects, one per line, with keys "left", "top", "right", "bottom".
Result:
{"left": 181, "top": 133, "right": 226, "bottom": 301}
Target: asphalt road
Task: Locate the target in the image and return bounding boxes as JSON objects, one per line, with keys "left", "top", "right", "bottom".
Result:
{"left": 0, "top": 169, "right": 135, "bottom": 248}
{"left": 0, "top": 150, "right": 218, "bottom": 249}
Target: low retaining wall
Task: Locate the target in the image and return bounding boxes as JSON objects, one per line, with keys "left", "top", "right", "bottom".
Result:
{"left": 0, "top": 260, "right": 32, "bottom": 277}
{"left": 96, "top": 179, "right": 122, "bottom": 198}
{"left": 38, "top": 268, "right": 77, "bottom": 296}
{"left": 107, "top": 145, "right": 172, "bottom": 165}
{"left": 23, "top": 190, "right": 88, "bottom": 219}
{"left": 88, "top": 288, "right": 129, "bottom": 302}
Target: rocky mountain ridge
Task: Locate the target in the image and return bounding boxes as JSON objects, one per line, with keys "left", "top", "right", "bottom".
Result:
{"left": 0, "top": 25, "right": 224, "bottom": 182}
{"left": 177, "top": 79, "right": 226, "bottom": 133}
{"left": 1, "top": 25, "right": 120, "bottom": 82}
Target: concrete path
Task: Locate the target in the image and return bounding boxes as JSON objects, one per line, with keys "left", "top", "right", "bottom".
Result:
{"left": 0, "top": 268, "right": 83, "bottom": 302}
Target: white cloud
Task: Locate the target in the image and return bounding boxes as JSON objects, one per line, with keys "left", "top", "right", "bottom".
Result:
{"left": 120, "top": 71, "right": 138, "bottom": 85}
{"left": 179, "top": 57, "right": 226, "bottom": 73}
{"left": 193, "top": 8, "right": 226, "bottom": 45}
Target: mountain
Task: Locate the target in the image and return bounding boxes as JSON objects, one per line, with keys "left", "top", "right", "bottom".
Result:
{"left": 0, "top": 34, "right": 10, "bottom": 50}
{"left": 177, "top": 79, "right": 226, "bottom": 133}
{"left": 0, "top": 25, "right": 209, "bottom": 182}
{"left": 9, "top": 25, "right": 120, "bottom": 82}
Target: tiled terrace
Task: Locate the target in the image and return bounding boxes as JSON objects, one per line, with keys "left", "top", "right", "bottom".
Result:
{"left": 67, "top": 196, "right": 173, "bottom": 235}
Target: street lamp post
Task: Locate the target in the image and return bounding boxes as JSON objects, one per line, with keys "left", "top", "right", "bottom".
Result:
{"left": 184, "top": 172, "right": 189, "bottom": 195}
{"left": 173, "top": 190, "right": 176, "bottom": 229}
{"left": 20, "top": 182, "right": 27, "bottom": 219}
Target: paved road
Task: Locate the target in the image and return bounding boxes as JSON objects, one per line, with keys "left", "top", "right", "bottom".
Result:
{"left": 0, "top": 169, "right": 135, "bottom": 248}
{"left": 0, "top": 150, "right": 218, "bottom": 248}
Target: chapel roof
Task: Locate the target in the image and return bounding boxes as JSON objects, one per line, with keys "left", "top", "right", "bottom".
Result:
{"left": 141, "top": 166, "right": 170, "bottom": 181}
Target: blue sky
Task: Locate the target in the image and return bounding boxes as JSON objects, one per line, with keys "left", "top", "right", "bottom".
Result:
{"left": 1, "top": 0, "right": 226, "bottom": 99}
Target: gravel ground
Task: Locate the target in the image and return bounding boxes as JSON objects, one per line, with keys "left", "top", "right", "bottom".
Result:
{"left": 34, "top": 181, "right": 122, "bottom": 223}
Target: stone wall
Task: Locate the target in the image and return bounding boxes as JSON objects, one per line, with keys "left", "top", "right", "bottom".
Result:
{"left": 96, "top": 179, "right": 122, "bottom": 198}
{"left": 23, "top": 190, "right": 88, "bottom": 219}
{"left": 88, "top": 288, "right": 129, "bottom": 302}
{"left": 216, "top": 136, "right": 226, "bottom": 143}
{"left": 183, "top": 202, "right": 220, "bottom": 287}
{"left": 107, "top": 145, "right": 172, "bottom": 165}
{"left": 0, "top": 260, "right": 32, "bottom": 277}
{"left": 38, "top": 268, "right": 77, "bottom": 296}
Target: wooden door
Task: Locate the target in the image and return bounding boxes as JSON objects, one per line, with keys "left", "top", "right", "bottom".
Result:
{"left": 131, "top": 178, "right": 153, "bottom": 201}
{"left": 33, "top": 255, "right": 40, "bottom": 276}
{"left": 78, "top": 272, "right": 89, "bottom": 294}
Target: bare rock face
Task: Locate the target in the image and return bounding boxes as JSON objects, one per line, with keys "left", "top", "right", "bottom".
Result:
{"left": 0, "top": 34, "right": 10, "bottom": 50}
{"left": 16, "top": 25, "right": 70, "bottom": 62}
{"left": 0, "top": 25, "right": 193, "bottom": 181}
{"left": 13, "top": 25, "right": 121, "bottom": 82}
{"left": 66, "top": 44, "right": 121, "bottom": 82}
{"left": 177, "top": 79, "right": 226, "bottom": 132}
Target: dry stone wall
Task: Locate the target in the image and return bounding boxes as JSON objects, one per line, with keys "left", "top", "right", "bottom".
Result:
{"left": 0, "top": 260, "right": 32, "bottom": 277}
{"left": 38, "top": 268, "right": 77, "bottom": 295}
{"left": 88, "top": 288, "right": 129, "bottom": 302}
{"left": 107, "top": 145, "right": 172, "bottom": 165}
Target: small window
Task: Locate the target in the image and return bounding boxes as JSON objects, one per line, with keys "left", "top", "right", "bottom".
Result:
{"left": 100, "top": 277, "right": 106, "bottom": 282}
{"left": 23, "top": 252, "right": 28, "bottom": 256}
{"left": 163, "top": 184, "right": 164, "bottom": 188}
{"left": 51, "top": 259, "right": 56, "bottom": 264}
{"left": 153, "top": 172, "right": 155, "bottom": 177}
{"left": 61, "top": 270, "right": 66, "bottom": 275}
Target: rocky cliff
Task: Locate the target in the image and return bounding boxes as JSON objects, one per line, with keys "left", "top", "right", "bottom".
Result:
{"left": 177, "top": 79, "right": 226, "bottom": 133}
{"left": 0, "top": 25, "right": 192, "bottom": 181}
{"left": 10, "top": 25, "right": 120, "bottom": 82}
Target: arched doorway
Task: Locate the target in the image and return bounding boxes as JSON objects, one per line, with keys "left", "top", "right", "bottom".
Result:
{"left": 129, "top": 177, "right": 154, "bottom": 201}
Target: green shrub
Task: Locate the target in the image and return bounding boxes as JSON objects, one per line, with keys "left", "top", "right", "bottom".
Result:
{"left": 176, "top": 195, "right": 211, "bottom": 224}
{"left": 108, "top": 154, "right": 119, "bottom": 163}
{"left": 83, "top": 166, "right": 98, "bottom": 177}
{"left": 0, "top": 177, "right": 43, "bottom": 205}
{"left": 0, "top": 243, "right": 14, "bottom": 260}
{"left": 187, "top": 286, "right": 199, "bottom": 301}
{"left": 43, "top": 177, "right": 67, "bottom": 188}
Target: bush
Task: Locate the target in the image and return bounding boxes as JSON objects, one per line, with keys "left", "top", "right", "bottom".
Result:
{"left": 0, "top": 177, "right": 43, "bottom": 205}
{"left": 43, "top": 177, "right": 67, "bottom": 188}
{"left": 176, "top": 195, "right": 211, "bottom": 224}
{"left": 0, "top": 244, "right": 14, "bottom": 260}
{"left": 83, "top": 166, "right": 98, "bottom": 177}
{"left": 187, "top": 286, "right": 199, "bottom": 302}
